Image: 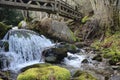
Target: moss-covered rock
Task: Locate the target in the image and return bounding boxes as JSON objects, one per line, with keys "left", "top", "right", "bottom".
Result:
{"left": 17, "top": 66, "right": 70, "bottom": 80}
{"left": 42, "top": 47, "right": 68, "bottom": 63}
{"left": 0, "top": 22, "right": 11, "bottom": 39}
{"left": 75, "top": 42, "right": 89, "bottom": 48}
{"left": 73, "top": 70, "right": 97, "bottom": 80}
{"left": 21, "top": 63, "right": 52, "bottom": 72}
{"left": 64, "top": 43, "right": 78, "bottom": 53}
{"left": 82, "top": 59, "right": 89, "bottom": 63}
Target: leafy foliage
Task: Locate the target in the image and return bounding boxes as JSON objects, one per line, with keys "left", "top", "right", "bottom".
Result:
{"left": 0, "top": 22, "right": 11, "bottom": 39}
{"left": 0, "top": 8, "right": 23, "bottom": 25}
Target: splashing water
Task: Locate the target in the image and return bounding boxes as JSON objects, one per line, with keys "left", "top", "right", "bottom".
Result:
{"left": 63, "top": 52, "right": 85, "bottom": 68}
{"left": 0, "top": 29, "right": 54, "bottom": 71}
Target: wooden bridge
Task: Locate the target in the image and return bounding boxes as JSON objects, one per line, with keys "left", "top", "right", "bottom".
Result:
{"left": 0, "top": 0, "right": 82, "bottom": 21}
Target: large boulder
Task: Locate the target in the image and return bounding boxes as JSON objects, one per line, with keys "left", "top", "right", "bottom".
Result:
{"left": 17, "top": 65, "right": 70, "bottom": 80}
{"left": 36, "top": 18, "right": 76, "bottom": 43}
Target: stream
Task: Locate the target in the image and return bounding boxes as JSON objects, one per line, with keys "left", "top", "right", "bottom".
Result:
{"left": 0, "top": 29, "right": 120, "bottom": 80}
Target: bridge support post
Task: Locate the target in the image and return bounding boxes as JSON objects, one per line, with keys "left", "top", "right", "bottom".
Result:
{"left": 22, "top": 10, "right": 30, "bottom": 21}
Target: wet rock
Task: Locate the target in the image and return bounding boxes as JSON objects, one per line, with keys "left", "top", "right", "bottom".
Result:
{"left": 93, "top": 50, "right": 103, "bottom": 54}
{"left": 110, "top": 75, "right": 120, "bottom": 80}
{"left": 75, "top": 42, "right": 89, "bottom": 48}
{"left": 112, "top": 66, "right": 120, "bottom": 71}
{"left": 56, "top": 43, "right": 79, "bottom": 53}
{"left": 83, "top": 47, "right": 93, "bottom": 52}
{"left": 67, "top": 56, "right": 78, "bottom": 60}
{"left": 92, "top": 54, "right": 102, "bottom": 62}
{"left": 0, "top": 40, "right": 9, "bottom": 52}
{"left": 0, "top": 71, "right": 10, "bottom": 80}
{"left": 82, "top": 59, "right": 89, "bottom": 63}
{"left": 17, "top": 65, "right": 70, "bottom": 80}
{"left": 36, "top": 18, "right": 76, "bottom": 43}
{"left": 65, "top": 44, "right": 79, "bottom": 53}
{"left": 0, "top": 53, "right": 10, "bottom": 69}
{"left": 42, "top": 47, "right": 67, "bottom": 63}
{"left": 116, "top": 62, "right": 120, "bottom": 65}
{"left": 73, "top": 70, "right": 97, "bottom": 80}
{"left": 43, "top": 43, "right": 80, "bottom": 63}
{"left": 73, "top": 70, "right": 81, "bottom": 77}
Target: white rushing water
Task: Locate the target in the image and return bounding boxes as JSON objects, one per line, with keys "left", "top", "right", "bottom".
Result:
{"left": 0, "top": 29, "right": 54, "bottom": 71}
{"left": 64, "top": 52, "right": 85, "bottom": 68}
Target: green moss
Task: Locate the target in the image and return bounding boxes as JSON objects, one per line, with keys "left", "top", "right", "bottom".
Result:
{"left": 0, "top": 22, "right": 11, "bottom": 39}
{"left": 81, "top": 15, "right": 89, "bottom": 23}
{"left": 64, "top": 44, "right": 77, "bottom": 53}
{"left": 109, "top": 54, "right": 120, "bottom": 65}
{"left": 91, "top": 32, "right": 120, "bottom": 65}
{"left": 91, "top": 40, "right": 102, "bottom": 50}
{"left": 69, "top": 29, "right": 76, "bottom": 42}
{"left": 73, "top": 70, "right": 97, "bottom": 80}
{"left": 0, "top": 78, "right": 3, "bottom": 80}
{"left": 21, "top": 63, "right": 52, "bottom": 72}
{"left": 76, "top": 37, "right": 82, "bottom": 42}
{"left": 17, "top": 66, "right": 70, "bottom": 80}
{"left": 18, "top": 21, "right": 22, "bottom": 28}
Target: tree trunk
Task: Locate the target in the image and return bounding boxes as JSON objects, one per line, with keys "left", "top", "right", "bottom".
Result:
{"left": 90, "top": 0, "right": 119, "bottom": 34}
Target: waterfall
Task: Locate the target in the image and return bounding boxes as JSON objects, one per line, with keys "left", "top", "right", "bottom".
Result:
{"left": 0, "top": 29, "right": 54, "bottom": 71}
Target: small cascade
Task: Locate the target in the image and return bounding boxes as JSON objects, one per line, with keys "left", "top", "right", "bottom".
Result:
{"left": 63, "top": 52, "right": 85, "bottom": 68}
{"left": 0, "top": 29, "right": 54, "bottom": 71}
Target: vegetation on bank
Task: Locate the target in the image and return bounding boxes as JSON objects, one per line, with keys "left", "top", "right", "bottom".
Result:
{"left": 91, "top": 32, "right": 120, "bottom": 65}
{"left": 0, "top": 8, "right": 23, "bottom": 25}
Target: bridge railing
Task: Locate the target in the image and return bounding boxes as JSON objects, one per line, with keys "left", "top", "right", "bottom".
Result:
{"left": 56, "top": 0, "right": 82, "bottom": 20}
{"left": 0, "top": 0, "right": 82, "bottom": 20}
